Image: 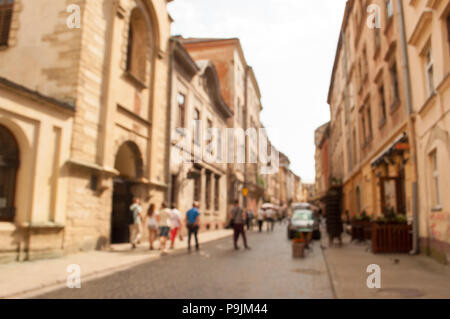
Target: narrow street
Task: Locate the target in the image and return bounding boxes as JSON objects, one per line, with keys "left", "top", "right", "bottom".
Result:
{"left": 37, "top": 224, "right": 334, "bottom": 299}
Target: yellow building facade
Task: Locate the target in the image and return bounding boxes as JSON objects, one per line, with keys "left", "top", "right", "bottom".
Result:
{"left": 328, "top": 0, "right": 449, "bottom": 263}
{"left": 404, "top": 0, "right": 450, "bottom": 263}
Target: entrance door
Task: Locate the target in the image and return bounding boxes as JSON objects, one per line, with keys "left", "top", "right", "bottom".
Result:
{"left": 111, "top": 179, "right": 134, "bottom": 244}
{"left": 0, "top": 125, "right": 19, "bottom": 222}
{"left": 380, "top": 176, "right": 405, "bottom": 215}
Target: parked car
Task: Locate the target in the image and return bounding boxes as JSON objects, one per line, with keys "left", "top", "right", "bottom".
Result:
{"left": 288, "top": 203, "right": 321, "bottom": 240}
{"left": 287, "top": 209, "right": 313, "bottom": 239}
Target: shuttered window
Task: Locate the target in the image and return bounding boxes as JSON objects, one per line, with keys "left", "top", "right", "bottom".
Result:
{"left": 0, "top": 0, "right": 14, "bottom": 46}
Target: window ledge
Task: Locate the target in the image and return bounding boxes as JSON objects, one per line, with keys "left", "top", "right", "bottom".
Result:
{"left": 123, "top": 71, "right": 147, "bottom": 90}
{"left": 418, "top": 91, "right": 437, "bottom": 115}
{"left": 431, "top": 206, "right": 442, "bottom": 212}
{"left": 18, "top": 222, "right": 65, "bottom": 229}
{"left": 0, "top": 222, "right": 16, "bottom": 232}
{"left": 389, "top": 99, "right": 400, "bottom": 114}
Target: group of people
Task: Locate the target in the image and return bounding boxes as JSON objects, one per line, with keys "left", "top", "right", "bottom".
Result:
{"left": 128, "top": 198, "right": 282, "bottom": 255}
{"left": 128, "top": 198, "right": 201, "bottom": 255}
{"left": 256, "top": 206, "right": 277, "bottom": 233}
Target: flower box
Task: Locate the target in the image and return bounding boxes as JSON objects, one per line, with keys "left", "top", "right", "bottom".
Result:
{"left": 351, "top": 220, "right": 373, "bottom": 241}
{"left": 372, "top": 223, "right": 412, "bottom": 253}
{"left": 292, "top": 242, "right": 306, "bottom": 258}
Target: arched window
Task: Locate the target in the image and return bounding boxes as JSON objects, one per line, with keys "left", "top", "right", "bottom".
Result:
{"left": 0, "top": 125, "right": 19, "bottom": 222}
{"left": 0, "top": 0, "right": 14, "bottom": 46}
{"left": 126, "top": 8, "right": 148, "bottom": 83}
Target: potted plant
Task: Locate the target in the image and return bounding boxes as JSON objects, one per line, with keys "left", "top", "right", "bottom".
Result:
{"left": 292, "top": 232, "right": 308, "bottom": 258}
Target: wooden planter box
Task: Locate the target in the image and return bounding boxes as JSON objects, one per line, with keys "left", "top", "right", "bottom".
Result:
{"left": 292, "top": 242, "right": 306, "bottom": 258}
{"left": 372, "top": 223, "right": 412, "bottom": 253}
{"left": 351, "top": 221, "right": 373, "bottom": 241}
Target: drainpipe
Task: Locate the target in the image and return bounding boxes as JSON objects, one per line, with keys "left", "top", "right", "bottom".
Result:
{"left": 396, "top": 0, "right": 419, "bottom": 255}
{"left": 165, "top": 39, "right": 175, "bottom": 204}
{"left": 243, "top": 66, "right": 249, "bottom": 209}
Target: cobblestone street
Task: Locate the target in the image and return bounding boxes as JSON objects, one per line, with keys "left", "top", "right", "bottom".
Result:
{"left": 37, "top": 224, "right": 334, "bottom": 299}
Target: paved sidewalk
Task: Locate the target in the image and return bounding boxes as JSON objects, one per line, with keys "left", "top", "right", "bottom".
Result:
{"left": 322, "top": 233, "right": 450, "bottom": 299}
{"left": 0, "top": 229, "right": 232, "bottom": 299}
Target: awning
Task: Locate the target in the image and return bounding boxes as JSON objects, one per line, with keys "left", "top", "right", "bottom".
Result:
{"left": 371, "top": 132, "right": 409, "bottom": 168}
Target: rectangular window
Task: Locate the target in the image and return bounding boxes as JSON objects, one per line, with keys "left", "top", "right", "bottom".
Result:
{"left": 379, "top": 84, "right": 387, "bottom": 123}
{"left": 390, "top": 63, "right": 399, "bottom": 104}
{"left": 236, "top": 99, "right": 240, "bottom": 124}
{"left": 193, "top": 167, "right": 201, "bottom": 203}
{"left": 430, "top": 151, "right": 441, "bottom": 208}
{"left": 205, "top": 171, "right": 211, "bottom": 210}
{"left": 214, "top": 175, "right": 220, "bottom": 211}
{"left": 367, "top": 104, "right": 373, "bottom": 140}
{"left": 170, "top": 174, "right": 178, "bottom": 206}
{"left": 424, "top": 47, "right": 435, "bottom": 96}
{"left": 177, "top": 93, "right": 185, "bottom": 128}
{"left": 217, "top": 129, "right": 223, "bottom": 162}
{"left": 0, "top": 0, "right": 14, "bottom": 46}
{"left": 386, "top": 0, "right": 394, "bottom": 19}
{"left": 352, "top": 129, "right": 357, "bottom": 165}
{"left": 362, "top": 48, "right": 368, "bottom": 79}
{"left": 360, "top": 111, "right": 367, "bottom": 144}
{"left": 193, "top": 108, "right": 201, "bottom": 145}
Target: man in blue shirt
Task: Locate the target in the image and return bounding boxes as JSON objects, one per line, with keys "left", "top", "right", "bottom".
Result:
{"left": 186, "top": 202, "right": 200, "bottom": 251}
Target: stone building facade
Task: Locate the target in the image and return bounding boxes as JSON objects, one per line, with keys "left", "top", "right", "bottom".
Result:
{"left": 327, "top": 0, "right": 449, "bottom": 263}
{"left": 0, "top": 0, "right": 300, "bottom": 262}
{"left": 314, "top": 122, "right": 330, "bottom": 200}
{"left": 169, "top": 39, "right": 232, "bottom": 231}
{"left": 0, "top": 0, "right": 172, "bottom": 261}
{"left": 328, "top": 0, "right": 415, "bottom": 220}
{"left": 178, "top": 38, "right": 269, "bottom": 215}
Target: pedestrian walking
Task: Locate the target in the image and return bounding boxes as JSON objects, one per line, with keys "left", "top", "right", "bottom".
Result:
{"left": 156, "top": 202, "right": 172, "bottom": 255}
{"left": 186, "top": 202, "right": 200, "bottom": 252}
{"left": 257, "top": 208, "right": 265, "bottom": 232}
{"left": 229, "top": 200, "right": 250, "bottom": 250}
{"left": 265, "top": 207, "right": 275, "bottom": 232}
{"left": 129, "top": 198, "right": 143, "bottom": 249}
{"left": 246, "top": 209, "right": 254, "bottom": 231}
{"left": 146, "top": 203, "right": 158, "bottom": 250}
{"left": 169, "top": 204, "right": 182, "bottom": 249}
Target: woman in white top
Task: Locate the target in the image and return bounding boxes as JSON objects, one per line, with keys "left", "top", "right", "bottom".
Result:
{"left": 169, "top": 204, "right": 182, "bottom": 249}
{"left": 156, "top": 202, "right": 172, "bottom": 255}
{"left": 146, "top": 203, "right": 158, "bottom": 250}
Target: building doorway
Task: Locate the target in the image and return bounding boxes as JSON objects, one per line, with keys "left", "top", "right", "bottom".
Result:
{"left": 110, "top": 141, "right": 144, "bottom": 244}
{"left": 111, "top": 178, "right": 134, "bottom": 244}
{"left": 0, "top": 125, "right": 19, "bottom": 222}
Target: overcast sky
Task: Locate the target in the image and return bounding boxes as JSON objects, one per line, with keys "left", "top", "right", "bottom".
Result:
{"left": 168, "top": 0, "right": 347, "bottom": 182}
